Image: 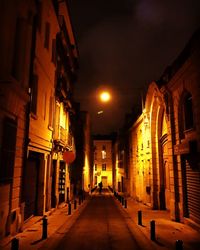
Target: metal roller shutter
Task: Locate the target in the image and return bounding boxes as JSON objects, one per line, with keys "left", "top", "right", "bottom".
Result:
{"left": 186, "top": 161, "right": 200, "bottom": 224}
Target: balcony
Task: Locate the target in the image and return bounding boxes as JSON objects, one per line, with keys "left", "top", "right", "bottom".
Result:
{"left": 58, "top": 15, "right": 78, "bottom": 71}
{"left": 54, "top": 125, "right": 74, "bottom": 151}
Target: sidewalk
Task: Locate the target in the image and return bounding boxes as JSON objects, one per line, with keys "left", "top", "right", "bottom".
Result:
{"left": 114, "top": 194, "right": 200, "bottom": 250}
{"left": 0, "top": 198, "right": 89, "bottom": 250}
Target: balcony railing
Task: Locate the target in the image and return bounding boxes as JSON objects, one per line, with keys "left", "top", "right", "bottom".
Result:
{"left": 54, "top": 125, "right": 74, "bottom": 150}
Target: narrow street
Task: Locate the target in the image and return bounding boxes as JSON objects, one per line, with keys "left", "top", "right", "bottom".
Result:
{"left": 54, "top": 190, "right": 141, "bottom": 250}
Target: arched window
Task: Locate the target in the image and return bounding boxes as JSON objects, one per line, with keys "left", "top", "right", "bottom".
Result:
{"left": 183, "top": 92, "right": 194, "bottom": 131}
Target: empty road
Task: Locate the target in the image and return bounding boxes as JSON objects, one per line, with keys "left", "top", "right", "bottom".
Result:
{"left": 55, "top": 190, "right": 141, "bottom": 250}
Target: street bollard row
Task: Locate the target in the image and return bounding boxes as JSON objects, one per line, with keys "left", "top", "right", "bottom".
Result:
{"left": 113, "top": 191, "right": 127, "bottom": 209}
{"left": 10, "top": 196, "right": 86, "bottom": 249}
{"left": 136, "top": 210, "right": 184, "bottom": 249}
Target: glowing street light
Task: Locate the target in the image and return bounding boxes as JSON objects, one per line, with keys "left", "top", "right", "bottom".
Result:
{"left": 99, "top": 91, "right": 111, "bottom": 103}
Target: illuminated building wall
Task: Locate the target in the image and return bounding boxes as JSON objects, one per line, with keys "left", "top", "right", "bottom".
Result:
{"left": 0, "top": 0, "right": 36, "bottom": 238}
{"left": 129, "top": 29, "right": 200, "bottom": 226}
{"left": 24, "top": 0, "right": 59, "bottom": 221}
{"left": 82, "top": 112, "right": 92, "bottom": 193}
{"left": 113, "top": 132, "right": 129, "bottom": 194}
{"left": 69, "top": 107, "right": 92, "bottom": 195}
{"left": 93, "top": 137, "right": 114, "bottom": 188}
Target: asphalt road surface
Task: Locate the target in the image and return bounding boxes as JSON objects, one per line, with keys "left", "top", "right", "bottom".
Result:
{"left": 55, "top": 190, "right": 141, "bottom": 250}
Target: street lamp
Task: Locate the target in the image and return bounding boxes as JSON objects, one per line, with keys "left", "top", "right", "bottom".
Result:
{"left": 99, "top": 91, "right": 111, "bottom": 103}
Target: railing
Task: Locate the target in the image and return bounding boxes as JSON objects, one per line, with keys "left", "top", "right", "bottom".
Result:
{"left": 54, "top": 125, "right": 74, "bottom": 150}
{"left": 60, "top": 126, "right": 67, "bottom": 144}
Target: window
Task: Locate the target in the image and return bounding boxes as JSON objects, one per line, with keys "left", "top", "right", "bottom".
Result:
{"left": 44, "top": 22, "right": 50, "bottom": 49}
{"left": 12, "top": 17, "right": 26, "bottom": 81}
{"left": 0, "top": 118, "right": 17, "bottom": 183}
{"left": 48, "top": 96, "right": 54, "bottom": 128}
{"left": 51, "top": 39, "right": 57, "bottom": 65}
{"left": 102, "top": 164, "right": 106, "bottom": 171}
{"left": 183, "top": 93, "right": 194, "bottom": 130}
{"left": 30, "top": 75, "right": 38, "bottom": 115}
{"left": 102, "top": 146, "right": 106, "bottom": 159}
{"left": 37, "top": 1, "right": 42, "bottom": 32}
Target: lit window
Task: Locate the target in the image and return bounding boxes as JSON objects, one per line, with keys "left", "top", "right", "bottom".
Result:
{"left": 102, "top": 145, "right": 106, "bottom": 159}
{"left": 102, "top": 150, "right": 106, "bottom": 159}
{"left": 102, "top": 164, "right": 106, "bottom": 171}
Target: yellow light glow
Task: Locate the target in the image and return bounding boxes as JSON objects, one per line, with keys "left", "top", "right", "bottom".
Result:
{"left": 100, "top": 91, "right": 111, "bottom": 102}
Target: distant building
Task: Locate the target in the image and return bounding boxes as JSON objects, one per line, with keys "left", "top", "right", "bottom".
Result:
{"left": 93, "top": 134, "right": 116, "bottom": 188}
{"left": 70, "top": 104, "right": 92, "bottom": 195}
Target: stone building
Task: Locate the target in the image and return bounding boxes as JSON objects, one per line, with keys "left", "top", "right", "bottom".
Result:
{"left": 93, "top": 135, "right": 115, "bottom": 188}
{"left": 70, "top": 105, "right": 92, "bottom": 195}
{"left": 0, "top": 0, "right": 78, "bottom": 238}
{"left": 0, "top": 0, "right": 36, "bottom": 238}
{"left": 128, "top": 29, "right": 200, "bottom": 226}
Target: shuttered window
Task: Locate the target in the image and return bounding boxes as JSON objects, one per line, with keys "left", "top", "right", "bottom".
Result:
{"left": 0, "top": 117, "right": 17, "bottom": 183}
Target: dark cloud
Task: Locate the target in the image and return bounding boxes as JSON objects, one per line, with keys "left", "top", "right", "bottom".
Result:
{"left": 68, "top": 0, "right": 200, "bottom": 134}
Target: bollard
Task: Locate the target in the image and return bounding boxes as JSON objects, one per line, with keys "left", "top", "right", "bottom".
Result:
{"left": 124, "top": 199, "right": 127, "bottom": 208}
{"left": 42, "top": 216, "right": 48, "bottom": 239}
{"left": 121, "top": 197, "right": 124, "bottom": 206}
{"left": 79, "top": 196, "right": 81, "bottom": 205}
{"left": 74, "top": 199, "right": 77, "bottom": 210}
{"left": 138, "top": 210, "right": 142, "bottom": 225}
{"left": 68, "top": 202, "right": 71, "bottom": 215}
{"left": 176, "top": 240, "right": 183, "bottom": 250}
{"left": 11, "top": 238, "right": 19, "bottom": 250}
{"left": 150, "top": 220, "right": 156, "bottom": 241}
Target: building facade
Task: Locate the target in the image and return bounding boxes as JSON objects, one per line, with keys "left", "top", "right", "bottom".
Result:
{"left": 93, "top": 135, "right": 114, "bottom": 188}
{"left": 70, "top": 106, "right": 92, "bottom": 195}
{"left": 0, "top": 0, "right": 78, "bottom": 238}
{"left": 0, "top": 0, "right": 36, "bottom": 238}
{"left": 128, "top": 29, "right": 200, "bottom": 226}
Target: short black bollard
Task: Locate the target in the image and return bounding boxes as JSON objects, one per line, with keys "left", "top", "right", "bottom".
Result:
{"left": 79, "top": 196, "right": 81, "bottom": 205}
{"left": 176, "top": 240, "right": 183, "bottom": 250}
{"left": 121, "top": 197, "right": 124, "bottom": 206}
{"left": 124, "top": 199, "right": 127, "bottom": 208}
{"left": 74, "top": 199, "right": 77, "bottom": 210}
{"left": 150, "top": 220, "right": 156, "bottom": 241}
{"left": 11, "top": 238, "right": 19, "bottom": 250}
{"left": 42, "top": 216, "right": 48, "bottom": 239}
{"left": 68, "top": 202, "right": 71, "bottom": 215}
{"left": 138, "top": 210, "right": 142, "bottom": 225}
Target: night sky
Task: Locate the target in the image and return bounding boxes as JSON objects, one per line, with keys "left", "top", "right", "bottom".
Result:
{"left": 68, "top": 0, "right": 200, "bottom": 134}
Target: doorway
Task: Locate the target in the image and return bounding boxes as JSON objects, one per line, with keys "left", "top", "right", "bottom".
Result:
{"left": 24, "top": 151, "right": 40, "bottom": 220}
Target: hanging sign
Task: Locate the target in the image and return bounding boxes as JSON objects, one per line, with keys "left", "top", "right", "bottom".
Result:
{"left": 63, "top": 151, "right": 76, "bottom": 163}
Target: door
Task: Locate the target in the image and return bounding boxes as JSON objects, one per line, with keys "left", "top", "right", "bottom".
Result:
{"left": 24, "top": 152, "right": 39, "bottom": 220}
{"left": 51, "top": 160, "right": 57, "bottom": 208}
{"left": 101, "top": 176, "right": 107, "bottom": 188}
